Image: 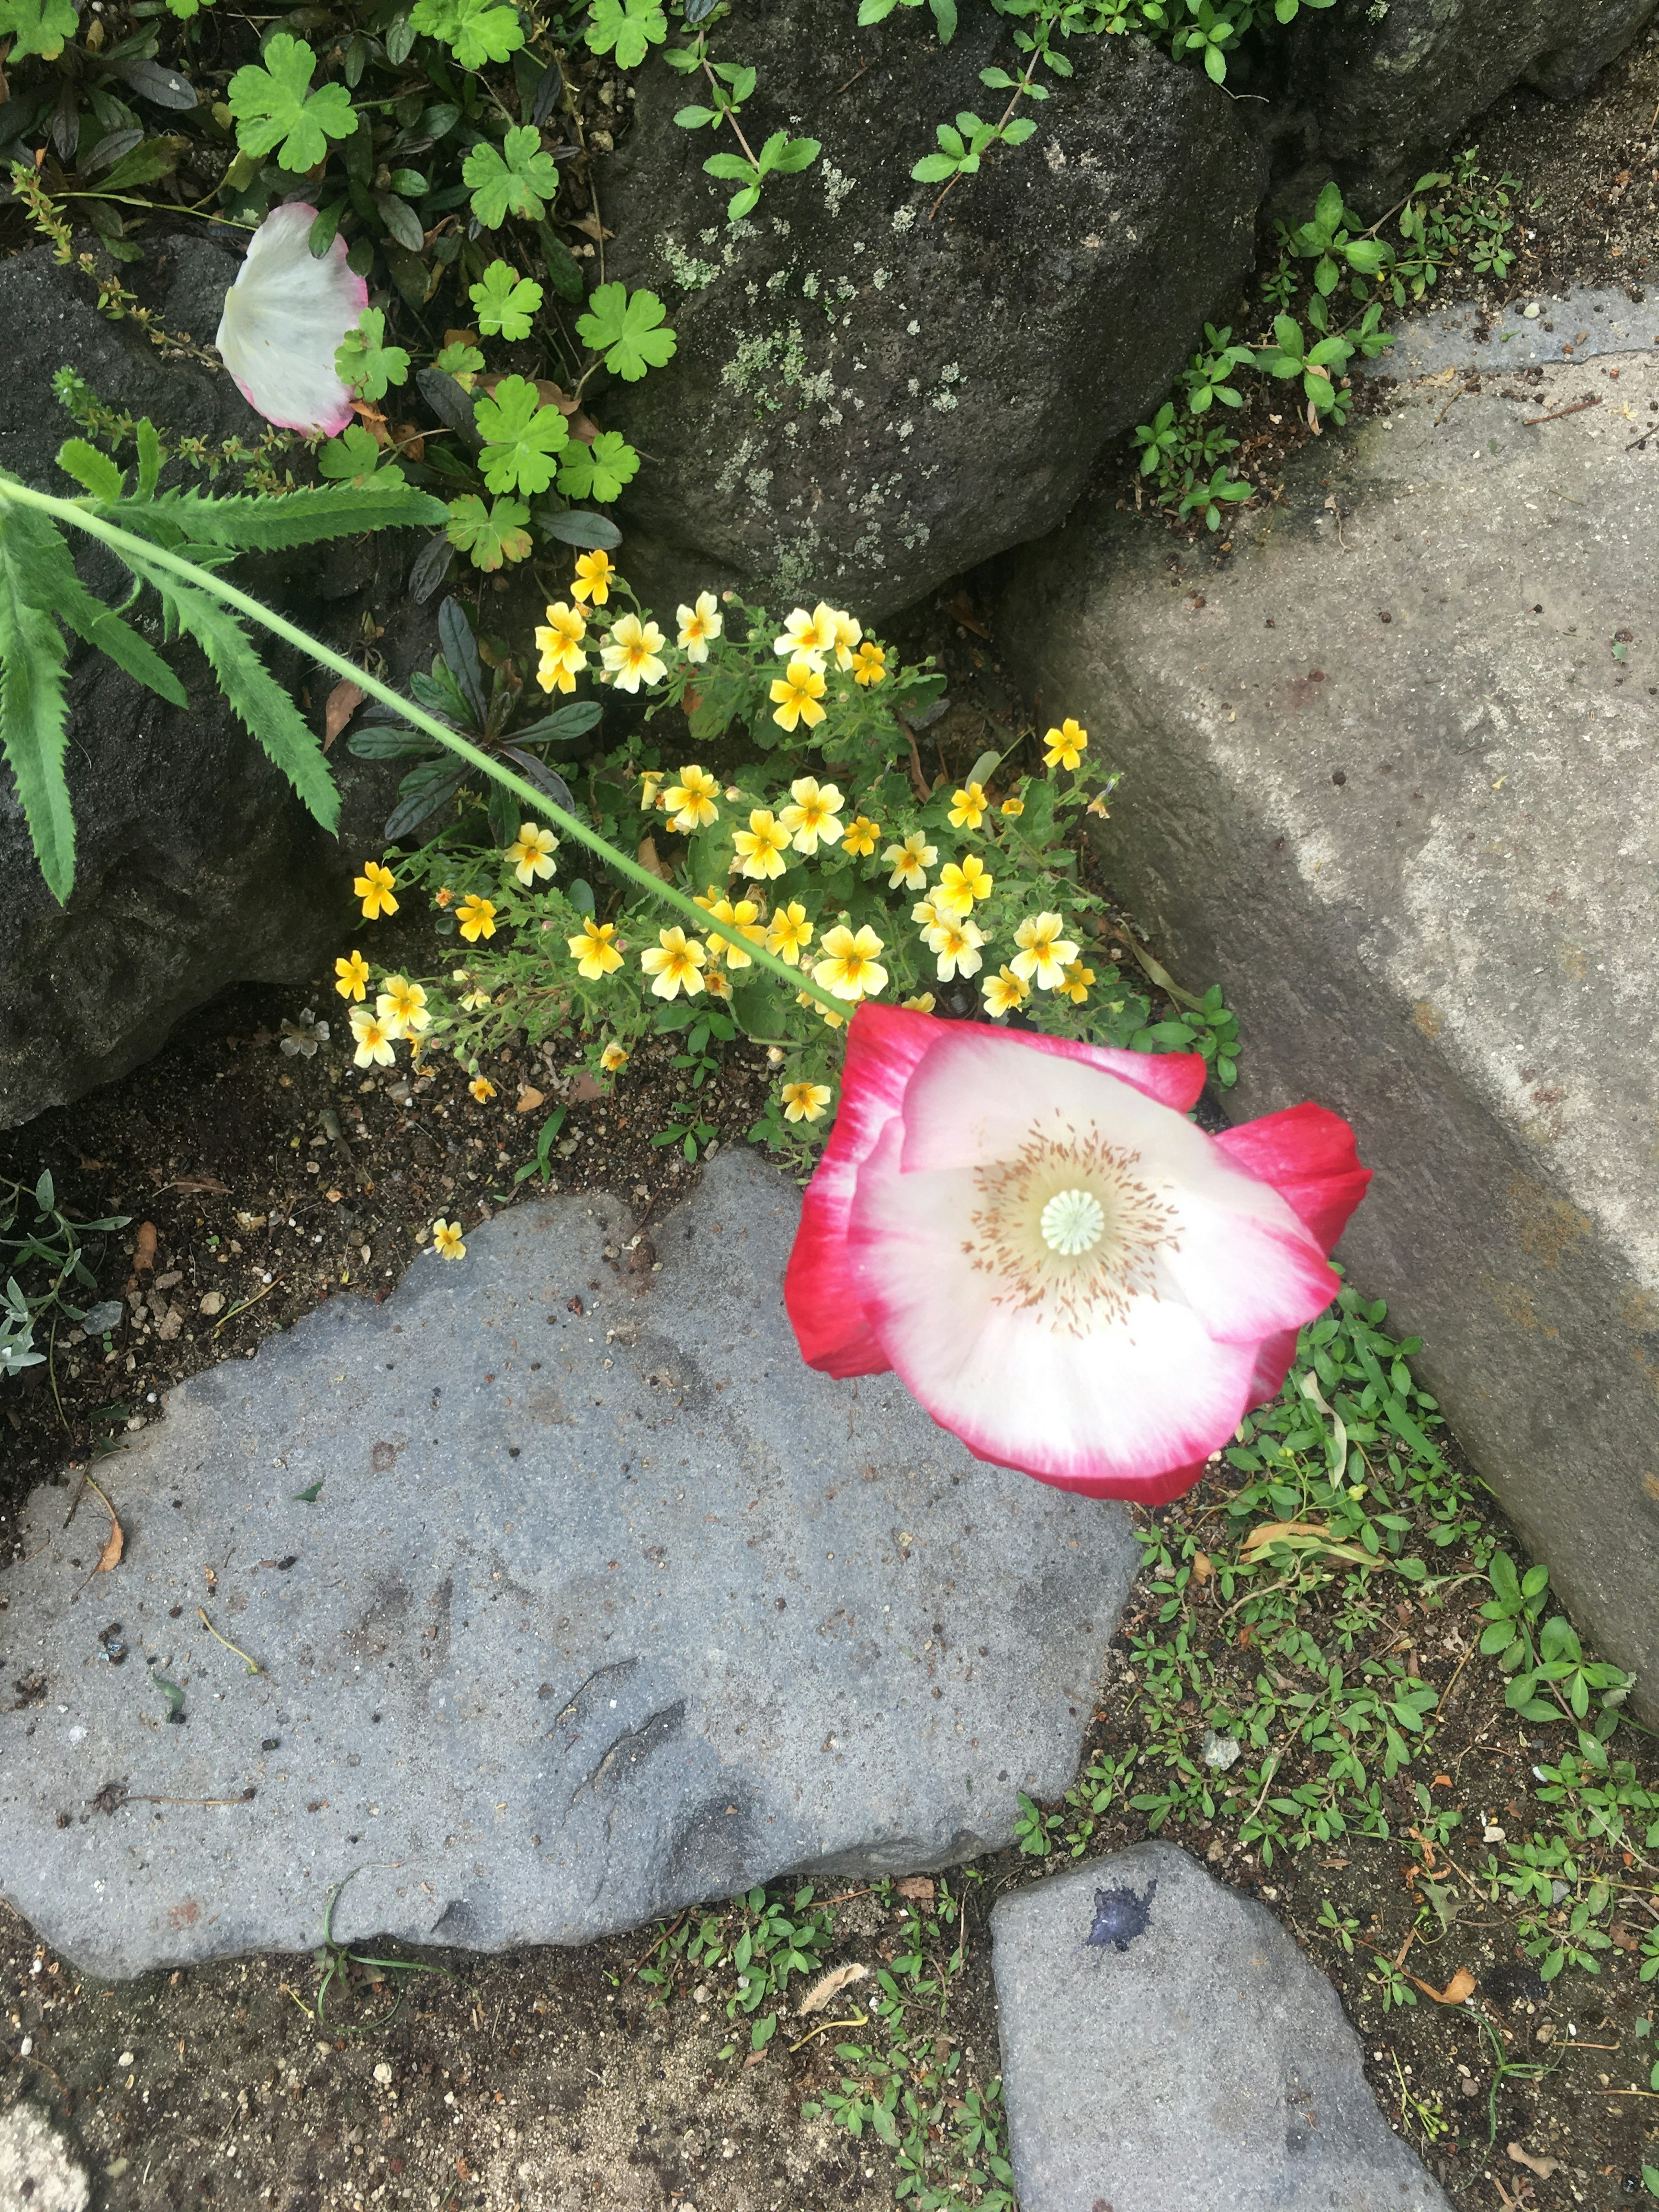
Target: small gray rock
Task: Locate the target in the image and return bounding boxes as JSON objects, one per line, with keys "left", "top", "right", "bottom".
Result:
{"left": 0, "top": 1149, "right": 1138, "bottom": 1979}
{"left": 0, "top": 2102, "right": 91, "bottom": 2212}
{"left": 992, "top": 1843, "right": 1452, "bottom": 2212}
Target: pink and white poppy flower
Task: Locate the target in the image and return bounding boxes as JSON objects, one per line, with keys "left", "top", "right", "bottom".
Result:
{"left": 215, "top": 202, "right": 367, "bottom": 437}
{"left": 784, "top": 1006, "right": 1370, "bottom": 1506}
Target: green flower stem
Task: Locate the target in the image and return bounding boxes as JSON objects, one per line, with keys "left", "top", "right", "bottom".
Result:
{"left": 0, "top": 478, "right": 847, "bottom": 1015}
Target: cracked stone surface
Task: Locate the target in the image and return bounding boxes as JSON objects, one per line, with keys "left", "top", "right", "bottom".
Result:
{"left": 992, "top": 1842, "right": 1452, "bottom": 2212}
{"left": 0, "top": 1148, "right": 1138, "bottom": 1979}
{"left": 0, "top": 2101, "right": 91, "bottom": 2212}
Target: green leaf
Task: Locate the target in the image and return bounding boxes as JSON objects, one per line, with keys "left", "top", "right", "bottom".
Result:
{"left": 768, "top": 134, "right": 820, "bottom": 175}
{"left": 136, "top": 420, "right": 161, "bottom": 501}
{"left": 408, "top": 0, "right": 524, "bottom": 69}
{"left": 0, "top": 0, "right": 77, "bottom": 60}
{"left": 464, "top": 124, "right": 560, "bottom": 227}
{"left": 585, "top": 0, "right": 667, "bottom": 68}
{"left": 0, "top": 507, "right": 74, "bottom": 903}
{"left": 910, "top": 153, "right": 960, "bottom": 183}
{"left": 574, "top": 283, "right": 677, "bottom": 382}
{"left": 130, "top": 482, "right": 447, "bottom": 551}
{"left": 556, "top": 430, "right": 639, "bottom": 504}
{"left": 433, "top": 340, "right": 486, "bottom": 377}
{"left": 317, "top": 426, "right": 406, "bottom": 487}
{"left": 95, "top": 136, "right": 186, "bottom": 195}
{"left": 445, "top": 493, "right": 533, "bottom": 571}
{"left": 469, "top": 261, "right": 544, "bottom": 341}
{"left": 335, "top": 308, "right": 411, "bottom": 403}
{"left": 56, "top": 439, "right": 125, "bottom": 503}
{"left": 0, "top": 492, "right": 185, "bottom": 713}
{"left": 293, "top": 1478, "right": 324, "bottom": 1503}
{"left": 226, "top": 34, "right": 357, "bottom": 173}
{"left": 474, "top": 375, "right": 569, "bottom": 496}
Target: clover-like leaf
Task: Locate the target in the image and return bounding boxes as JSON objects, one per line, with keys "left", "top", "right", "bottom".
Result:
{"left": 318, "top": 425, "right": 405, "bottom": 487}
{"left": 473, "top": 375, "right": 569, "bottom": 496}
{"left": 573, "top": 283, "right": 677, "bottom": 383}
{"left": 226, "top": 34, "right": 356, "bottom": 173}
{"left": 409, "top": 0, "right": 524, "bottom": 69}
{"left": 0, "top": 0, "right": 79, "bottom": 59}
{"left": 463, "top": 124, "right": 561, "bottom": 228}
{"left": 585, "top": 0, "right": 667, "bottom": 68}
{"left": 334, "top": 309, "right": 411, "bottom": 403}
{"left": 433, "top": 340, "right": 486, "bottom": 379}
{"left": 469, "top": 261, "right": 544, "bottom": 343}
{"left": 556, "top": 431, "right": 640, "bottom": 505}
{"left": 446, "top": 494, "right": 534, "bottom": 571}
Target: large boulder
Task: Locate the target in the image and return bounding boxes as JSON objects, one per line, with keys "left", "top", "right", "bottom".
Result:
{"left": 0, "top": 243, "right": 413, "bottom": 1131}
{"left": 987, "top": 308, "right": 1659, "bottom": 1722}
{"left": 1295, "top": 0, "right": 1659, "bottom": 206}
{"left": 598, "top": 3, "right": 1266, "bottom": 620}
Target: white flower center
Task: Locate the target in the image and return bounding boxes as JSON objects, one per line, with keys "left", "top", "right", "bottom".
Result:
{"left": 1040, "top": 1188, "right": 1105, "bottom": 1255}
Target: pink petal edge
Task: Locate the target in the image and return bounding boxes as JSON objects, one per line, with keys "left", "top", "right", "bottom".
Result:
{"left": 1215, "top": 1102, "right": 1371, "bottom": 1255}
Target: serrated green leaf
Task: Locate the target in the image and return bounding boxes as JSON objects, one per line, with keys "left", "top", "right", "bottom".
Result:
{"left": 573, "top": 283, "right": 676, "bottom": 382}
{"left": 473, "top": 376, "right": 569, "bottom": 497}
{"left": 409, "top": 0, "right": 523, "bottom": 69}
{"left": 585, "top": 0, "right": 667, "bottom": 68}
{"left": 317, "top": 426, "right": 406, "bottom": 487}
{"left": 0, "top": 508, "right": 74, "bottom": 902}
{"left": 433, "top": 340, "right": 486, "bottom": 377}
{"left": 464, "top": 124, "right": 559, "bottom": 227}
{"left": 122, "top": 483, "right": 447, "bottom": 551}
{"left": 556, "top": 430, "right": 639, "bottom": 505}
{"left": 445, "top": 493, "right": 532, "bottom": 571}
{"left": 469, "top": 261, "right": 544, "bottom": 342}
{"left": 0, "top": 494, "right": 186, "bottom": 714}
{"left": 0, "top": 0, "right": 77, "bottom": 59}
{"left": 226, "top": 35, "right": 357, "bottom": 172}
{"left": 56, "top": 439, "right": 125, "bottom": 503}
{"left": 335, "top": 308, "right": 411, "bottom": 403}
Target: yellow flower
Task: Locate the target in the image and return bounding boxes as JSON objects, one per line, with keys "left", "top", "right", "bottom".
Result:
{"left": 334, "top": 949, "right": 370, "bottom": 1002}
{"left": 949, "top": 781, "right": 988, "bottom": 831}
{"left": 733, "top": 807, "right": 791, "bottom": 880}
{"left": 458, "top": 893, "right": 497, "bottom": 943}
{"left": 779, "top": 775, "right": 844, "bottom": 855}
{"left": 599, "top": 1040, "right": 629, "bottom": 1072}
{"left": 929, "top": 915, "right": 986, "bottom": 982}
{"left": 640, "top": 769, "right": 665, "bottom": 810}
{"left": 1043, "top": 717, "right": 1088, "bottom": 772}
{"left": 935, "top": 855, "right": 993, "bottom": 915}
{"left": 981, "top": 965, "right": 1030, "bottom": 1017}
{"left": 781, "top": 1079, "right": 832, "bottom": 1123}
{"left": 901, "top": 992, "right": 937, "bottom": 1013}
{"left": 772, "top": 604, "right": 836, "bottom": 667}
{"left": 1058, "top": 958, "right": 1095, "bottom": 1005}
{"left": 349, "top": 1003, "right": 397, "bottom": 1068}
{"left": 534, "top": 601, "right": 586, "bottom": 695}
{"left": 469, "top": 1075, "right": 498, "bottom": 1103}
{"left": 826, "top": 607, "right": 862, "bottom": 671}
{"left": 601, "top": 612, "right": 668, "bottom": 694}
{"left": 884, "top": 831, "right": 938, "bottom": 890}
{"left": 435, "top": 886, "right": 454, "bottom": 908}
{"left": 1001, "top": 795, "right": 1025, "bottom": 817}
{"left": 812, "top": 923, "right": 887, "bottom": 1003}
{"left": 376, "top": 974, "right": 430, "bottom": 1036}
{"left": 703, "top": 966, "right": 733, "bottom": 1001}
{"left": 696, "top": 888, "right": 764, "bottom": 968}
{"left": 505, "top": 820, "right": 557, "bottom": 886}
{"left": 677, "top": 591, "right": 723, "bottom": 663}
{"left": 851, "top": 640, "right": 887, "bottom": 687}
{"left": 663, "top": 763, "right": 719, "bottom": 834}
{"left": 571, "top": 549, "right": 614, "bottom": 606}
{"left": 765, "top": 900, "right": 813, "bottom": 965}
{"left": 842, "top": 814, "right": 880, "bottom": 857}
{"left": 640, "top": 925, "right": 707, "bottom": 1001}
{"left": 354, "top": 860, "right": 398, "bottom": 920}
{"left": 797, "top": 990, "right": 845, "bottom": 1030}
{"left": 769, "top": 656, "right": 827, "bottom": 734}
{"left": 459, "top": 988, "right": 491, "bottom": 1012}
{"left": 431, "top": 1217, "right": 466, "bottom": 1262}
{"left": 567, "top": 917, "right": 624, "bottom": 980}
{"left": 1011, "top": 911, "right": 1080, "bottom": 990}
{"left": 911, "top": 894, "right": 941, "bottom": 934}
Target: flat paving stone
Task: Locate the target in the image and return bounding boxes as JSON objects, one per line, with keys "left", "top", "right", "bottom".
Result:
{"left": 0, "top": 2101, "right": 91, "bottom": 2212}
{"left": 992, "top": 1842, "right": 1452, "bottom": 2212}
{"left": 0, "top": 1148, "right": 1138, "bottom": 1979}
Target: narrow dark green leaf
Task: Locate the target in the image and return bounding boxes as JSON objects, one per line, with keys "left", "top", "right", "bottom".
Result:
{"left": 438, "top": 596, "right": 487, "bottom": 723}
{"left": 385, "top": 759, "right": 467, "bottom": 839}
{"left": 538, "top": 508, "right": 622, "bottom": 551}
{"left": 0, "top": 512, "right": 74, "bottom": 902}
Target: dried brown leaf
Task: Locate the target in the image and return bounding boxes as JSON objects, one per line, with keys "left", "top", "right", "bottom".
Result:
{"left": 515, "top": 1084, "right": 547, "bottom": 1115}
{"left": 96, "top": 1514, "right": 124, "bottom": 1575}
{"left": 133, "top": 1222, "right": 157, "bottom": 1273}
{"left": 797, "top": 1962, "right": 869, "bottom": 2016}
{"left": 1507, "top": 2144, "right": 1561, "bottom": 2180}
{"left": 895, "top": 1876, "right": 935, "bottom": 1903}
{"left": 323, "top": 679, "right": 365, "bottom": 751}
{"left": 1420, "top": 1964, "right": 1476, "bottom": 2005}
{"left": 1241, "top": 1519, "right": 1327, "bottom": 1551}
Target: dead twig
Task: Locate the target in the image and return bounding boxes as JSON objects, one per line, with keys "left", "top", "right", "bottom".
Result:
{"left": 197, "top": 1607, "right": 264, "bottom": 1675}
{"left": 1523, "top": 397, "right": 1600, "bottom": 426}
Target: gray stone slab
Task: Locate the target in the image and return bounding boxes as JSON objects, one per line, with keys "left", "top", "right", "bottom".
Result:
{"left": 0, "top": 2101, "right": 91, "bottom": 2212}
{"left": 988, "top": 344, "right": 1659, "bottom": 1719}
{"left": 992, "top": 1843, "right": 1452, "bottom": 2212}
{"left": 0, "top": 1149, "right": 1137, "bottom": 1979}
{"left": 1367, "top": 284, "right": 1659, "bottom": 379}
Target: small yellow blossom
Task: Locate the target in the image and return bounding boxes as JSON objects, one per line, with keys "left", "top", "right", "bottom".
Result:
{"left": 567, "top": 917, "right": 624, "bottom": 980}
{"left": 431, "top": 1217, "right": 466, "bottom": 1261}
{"left": 912, "top": 894, "right": 942, "bottom": 934}
{"left": 571, "top": 549, "right": 614, "bottom": 606}
{"left": 676, "top": 591, "right": 723, "bottom": 663}
{"left": 812, "top": 923, "right": 888, "bottom": 1003}
{"left": 695, "top": 887, "right": 765, "bottom": 969}
{"left": 640, "top": 925, "right": 707, "bottom": 1001}
{"left": 851, "top": 640, "right": 887, "bottom": 687}
{"left": 1043, "top": 717, "right": 1088, "bottom": 772}
{"left": 935, "top": 855, "right": 994, "bottom": 915}
{"left": 334, "top": 949, "right": 370, "bottom": 1002}
{"left": 884, "top": 831, "right": 938, "bottom": 890}
{"left": 901, "top": 992, "right": 937, "bottom": 1014}
{"left": 826, "top": 607, "right": 862, "bottom": 671}
{"left": 1000, "top": 793, "right": 1026, "bottom": 818}
{"left": 733, "top": 808, "right": 791, "bottom": 880}
{"left": 435, "top": 886, "right": 454, "bottom": 908}
{"left": 928, "top": 915, "right": 986, "bottom": 982}
{"left": 1011, "top": 911, "right": 1080, "bottom": 991}
{"left": 459, "top": 988, "right": 491, "bottom": 1011}
{"left": 772, "top": 604, "right": 836, "bottom": 666}
{"left": 982, "top": 965, "right": 1030, "bottom": 1017}
{"left": 703, "top": 966, "right": 733, "bottom": 1001}
{"left": 534, "top": 601, "right": 586, "bottom": 694}
{"left": 469, "top": 1075, "right": 498, "bottom": 1104}
{"left": 349, "top": 1003, "right": 397, "bottom": 1068}
{"left": 640, "top": 769, "right": 665, "bottom": 810}
{"left": 842, "top": 814, "right": 880, "bottom": 857}
{"left": 779, "top": 775, "right": 844, "bottom": 855}
{"left": 599, "top": 1040, "right": 629, "bottom": 1072}
{"left": 1058, "top": 958, "right": 1095, "bottom": 1005}
{"left": 781, "top": 1080, "right": 832, "bottom": 1123}
{"left": 949, "top": 781, "right": 989, "bottom": 831}
{"left": 663, "top": 763, "right": 719, "bottom": 834}
{"left": 458, "top": 893, "right": 497, "bottom": 943}
{"left": 505, "top": 821, "right": 558, "bottom": 886}
{"left": 765, "top": 901, "right": 814, "bottom": 966}
{"left": 354, "top": 859, "right": 398, "bottom": 920}
{"left": 376, "top": 974, "right": 430, "bottom": 1037}
{"left": 769, "top": 656, "right": 827, "bottom": 734}
{"left": 601, "top": 612, "right": 668, "bottom": 694}
{"left": 797, "top": 990, "right": 845, "bottom": 1030}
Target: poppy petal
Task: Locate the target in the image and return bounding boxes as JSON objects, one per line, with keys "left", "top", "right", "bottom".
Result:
{"left": 215, "top": 202, "right": 366, "bottom": 436}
